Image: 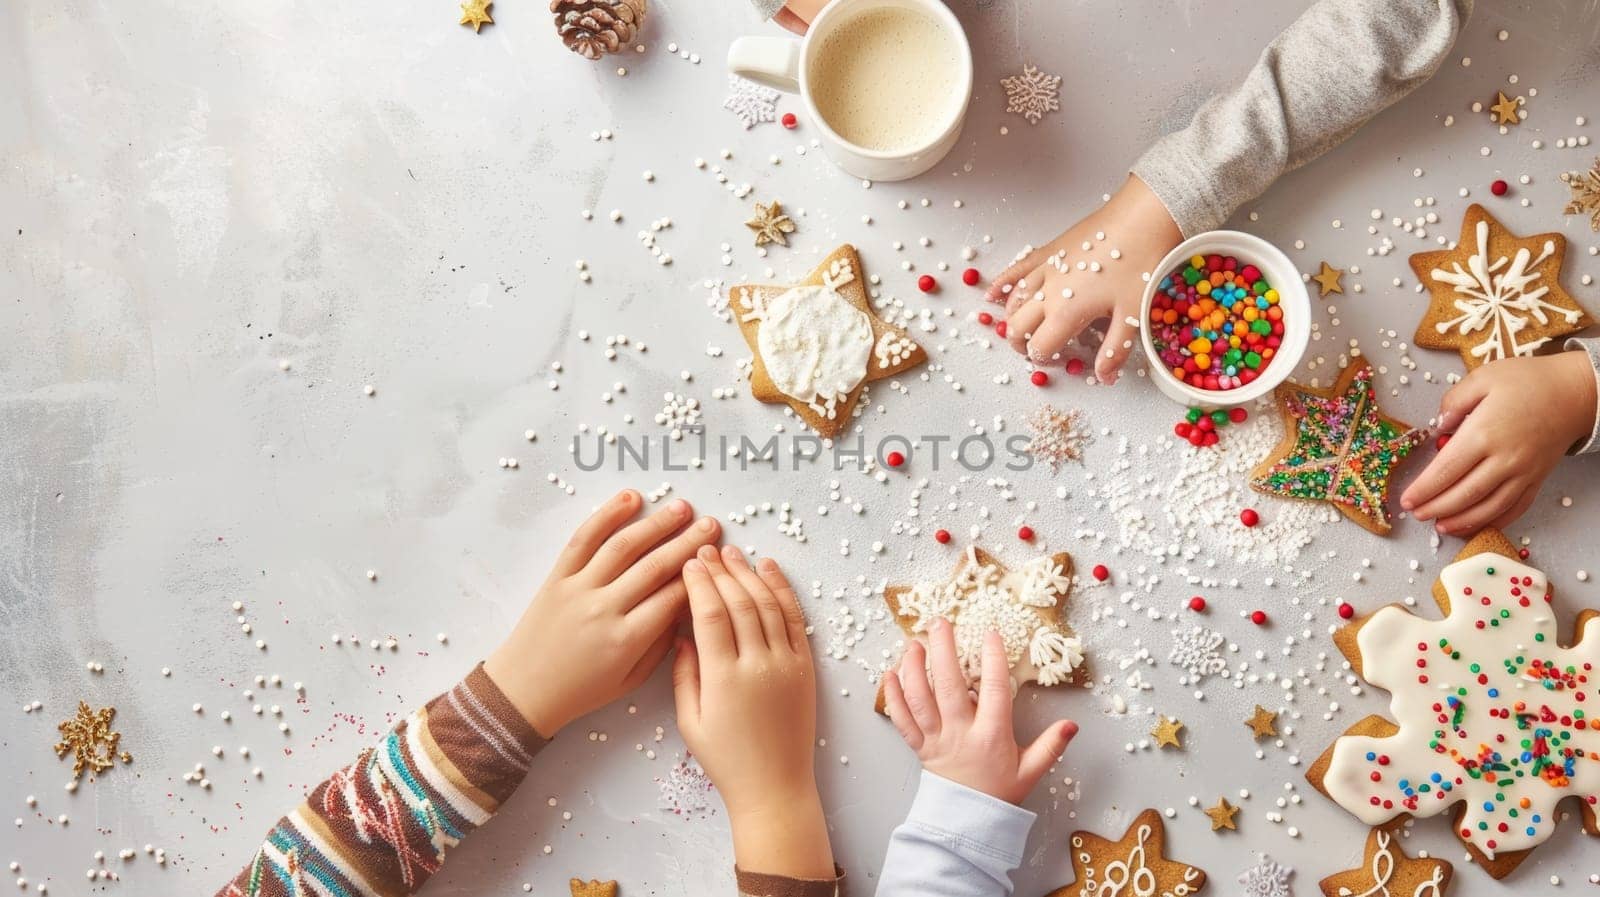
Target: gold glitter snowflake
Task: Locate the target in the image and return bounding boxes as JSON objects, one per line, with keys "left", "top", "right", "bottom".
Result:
{"left": 1025, "top": 404, "right": 1089, "bottom": 473}
{"left": 745, "top": 200, "right": 796, "bottom": 248}
{"left": 55, "top": 702, "right": 132, "bottom": 780}
{"left": 1565, "top": 158, "right": 1600, "bottom": 232}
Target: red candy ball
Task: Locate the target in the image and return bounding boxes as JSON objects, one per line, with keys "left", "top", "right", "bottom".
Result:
{"left": 781, "top": 112, "right": 798, "bottom": 129}
{"left": 1251, "top": 610, "right": 1268, "bottom": 626}
{"left": 886, "top": 451, "right": 905, "bottom": 468}
{"left": 1092, "top": 564, "right": 1110, "bottom": 582}
{"left": 1175, "top": 422, "right": 1193, "bottom": 438}
{"left": 1189, "top": 596, "right": 1207, "bottom": 612}
{"left": 1240, "top": 508, "right": 1260, "bottom": 527}
{"left": 1338, "top": 602, "right": 1355, "bottom": 620}
{"left": 935, "top": 529, "right": 951, "bottom": 544}
{"left": 1228, "top": 407, "right": 1248, "bottom": 424}
{"left": 1017, "top": 525, "right": 1035, "bottom": 542}
{"left": 917, "top": 274, "right": 936, "bottom": 293}
{"left": 977, "top": 311, "right": 994, "bottom": 326}
{"left": 1066, "top": 358, "right": 1085, "bottom": 376}
{"left": 962, "top": 268, "right": 981, "bottom": 286}
{"left": 1436, "top": 434, "right": 1452, "bottom": 450}
{"left": 1491, "top": 179, "right": 1509, "bottom": 196}
{"left": 995, "top": 321, "right": 1008, "bottom": 338}
{"left": 1030, "top": 371, "right": 1050, "bottom": 386}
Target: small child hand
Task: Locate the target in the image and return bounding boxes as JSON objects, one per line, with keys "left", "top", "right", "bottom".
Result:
{"left": 673, "top": 546, "right": 834, "bottom": 879}
{"left": 882, "top": 618, "right": 1077, "bottom": 805}
{"left": 484, "top": 490, "right": 721, "bottom": 737}
{"left": 984, "top": 175, "right": 1181, "bottom": 384}
{"left": 1403, "top": 352, "right": 1598, "bottom": 534}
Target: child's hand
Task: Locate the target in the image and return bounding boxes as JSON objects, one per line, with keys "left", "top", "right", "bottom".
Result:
{"left": 985, "top": 174, "right": 1182, "bottom": 384}
{"left": 484, "top": 490, "right": 721, "bottom": 737}
{"left": 772, "top": 0, "right": 826, "bottom": 34}
{"left": 882, "top": 618, "right": 1077, "bottom": 805}
{"left": 1403, "top": 352, "right": 1598, "bottom": 534}
{"left": 672, "top": 546, "right": 834, "bottom": 879}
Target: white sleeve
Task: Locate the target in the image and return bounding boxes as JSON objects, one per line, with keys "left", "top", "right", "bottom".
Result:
{"left": 874, "top": 771, "right": 1036, "bottom": 897}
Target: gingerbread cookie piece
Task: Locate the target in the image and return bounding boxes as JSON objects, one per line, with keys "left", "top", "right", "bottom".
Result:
{"left": 570, "top": 879, "right": 617, "bottom": 897}
{"left": 1408, "top": 204, "right": 1589, "bottom": 371}
{"left": 1319, "top": 828, "right": 1452, "bottom": 897}
{"left": 1043, "top": 808, "right": 1208, "bottom": 897}
{"left": 1250, "top": 360, "right": 1425, "bottom": 535}
{"left": 1307, "top": 528, "right": 1600, "bottom": 879}
{"left": 875, "top": 546, "right": 1086, "bottom": 714}
{"left": 730, "top": 244, "right": 926, "bottom": 439}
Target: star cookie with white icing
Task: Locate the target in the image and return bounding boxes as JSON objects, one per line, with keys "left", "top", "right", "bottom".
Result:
{"left": 875, "top": 546, "right": 1087, "bottom": 715}
{"left": 1318, "top": 828, "right": 1452, "bottom": 897}
{"left": 730, "top": 244, "right": 926, "bottom": 439}
{"left": 1308, "top": 528, "right": 1600, "bottom": 879}
{"left": 1043, "top": 808, "right": 1208, "bottom": 897}
{"left": 1409, "top": 204, "right": 1590, "bottom": 372}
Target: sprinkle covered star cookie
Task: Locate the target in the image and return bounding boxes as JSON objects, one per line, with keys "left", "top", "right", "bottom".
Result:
{"left": 1250, "top": 360, "right": 1425, "bottom": 536}
{"left": 875, "top": 546, "right": 1086, "bottom": 714}
{"left": 1042, "top": 808, "right": 1208, "bottom": 897}
{"left": 1408, "top": 204, "right": 1589, "bottom": 371}
{"left": 730, "top": 244, "right": 926, "bottom": 439}
{"left": 1307, "top": 528, "right": 1600, "bottom": 879}
{"left": 1318, "top": 828, "right": 1452, "bottom": 897}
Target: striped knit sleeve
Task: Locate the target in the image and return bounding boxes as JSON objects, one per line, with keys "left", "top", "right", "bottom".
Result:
{"left": 217, "top": 663, "right": 547, "bottom": 897}
{"left": 737, "top": 865, "right": 845, "bottom": 897}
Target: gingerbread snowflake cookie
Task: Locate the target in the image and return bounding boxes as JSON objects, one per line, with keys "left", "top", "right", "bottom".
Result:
{"left": 730, "top": 244, "right": 926, "bottom": 439}
{"left": 1043, "top": 808, "right": 1208, "bottom": 897}
{"left": 1409, "top": 204, "right": 1590, "bottom": 371}
{"left": 1319, "top": 828, "right": 1452, "bottom": 897}
{"left": 1250, "top": 360, "right": 1425, "bottom": 536}
{"left": 876, "top": 546, "right": 1086, "bottom": 714}
{"left": 1308, "top": 528, "right": 1600, "bottom": 879}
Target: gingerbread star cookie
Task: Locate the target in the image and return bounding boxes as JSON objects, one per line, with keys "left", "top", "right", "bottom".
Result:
{"left": 1319, "top": 828, "right": 1452, "bottom": 897}
{"left": 1043, "top": 808, "right": 1208, "bottom": 897}
{"left": 1409, "top": 204, "right": 1590, "bottom": 371}
{"left": 730, "top": 244, "right": 926, "bottom": 439}
{"left": 569, "top": 879, "right": 618, "bottom": 897}
{"left": 1308, "top": 527, "right": 1600, "bottom": 880}
{"left": 875, "top": 546, "right": 1086, "bottom": 714}
{"left": 1250, "top": 360, "right": 1425, "bottom": 536}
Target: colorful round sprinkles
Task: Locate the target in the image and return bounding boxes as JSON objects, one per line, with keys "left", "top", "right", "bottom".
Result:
{"left": 1150, "top": 254, "right": 1284, "bottom": 391}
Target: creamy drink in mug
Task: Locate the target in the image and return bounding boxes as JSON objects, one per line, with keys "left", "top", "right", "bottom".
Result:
{"left": 728, "top": 0, "right": 973, "bottom": 181}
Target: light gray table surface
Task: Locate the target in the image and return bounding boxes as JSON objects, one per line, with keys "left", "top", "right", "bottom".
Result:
{"left": 4, "top": 0, "right": 1600, "bottom": 893}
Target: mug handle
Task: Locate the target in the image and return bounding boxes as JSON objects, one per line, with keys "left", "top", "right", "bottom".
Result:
{"left": 727, "top": 36, "right": 803, "bottom": 93}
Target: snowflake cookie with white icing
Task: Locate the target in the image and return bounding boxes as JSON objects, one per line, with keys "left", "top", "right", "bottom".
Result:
{"left": 1409, "top": 204, "right": 1590, "bottom": 372}
{"left": 1309, "top": 528, "right": 1600, "bottom": 879}
{"left": 875, "top": 546, "right": 1087, "bottom": 714}
{"left": 730, "top": 244, "right": 926, "bottom": 439}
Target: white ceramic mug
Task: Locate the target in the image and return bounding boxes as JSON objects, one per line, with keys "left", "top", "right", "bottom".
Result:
{"left": 727, "top": 0, "right": 973, "bottom": 181}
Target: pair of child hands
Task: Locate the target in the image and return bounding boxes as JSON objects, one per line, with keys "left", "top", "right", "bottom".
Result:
{"left": 484, "top": 489, "right": 1074, "bottom": 880}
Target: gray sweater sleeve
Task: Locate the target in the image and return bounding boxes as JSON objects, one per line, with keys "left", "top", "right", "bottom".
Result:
{"left": 750, "top": 0, "right": 785, "bottom": 20}
{"left": 1132, "top": 0, "right": 1472, "bottom": 237}
{"left": 1566, "top": 338, "right": 1600, "bottom": 455}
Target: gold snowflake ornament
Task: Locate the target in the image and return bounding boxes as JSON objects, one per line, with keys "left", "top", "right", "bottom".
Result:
{"left": 745, "top": 201, "right": 796, "bottom": 247}
{"left": 1566, "top": 158, "right": 1600, "bottom": 232}
{"left": 55, "top": 702, "right": 132, "bottom": 780}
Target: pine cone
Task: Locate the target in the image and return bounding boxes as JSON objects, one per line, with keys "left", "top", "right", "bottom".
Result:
{"left": 552, "top": 0, "right": 646, "bottom": 60}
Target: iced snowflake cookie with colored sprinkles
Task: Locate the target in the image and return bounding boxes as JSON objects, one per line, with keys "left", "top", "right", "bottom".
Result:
{"left": 875, "top": 546, "right": 1086, "bottom": 714}
{"left": 1308, "top": 528, "right": 1600, "bottom": 880}
{"left": 1318, "top": 828, "right": 1452, "bottom": 897}
{"left": 730, "top": 244, "right": 926, "bottom": 440}
{"left": 1250, "top": 360, "right": 1425, "bottom": 536}
{"left": 1409, "top": 204, "right": 1589, "bottom": 372}
{"left": 1042, "top": 808, "right": 1207, "bottom": 897}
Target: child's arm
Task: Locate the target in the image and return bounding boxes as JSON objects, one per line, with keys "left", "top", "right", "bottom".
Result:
{"left": 1402, "top": 348, "right": 1600, "bottom": 534}
{"left": 216, "top": 490, "right": 721, "bottom": 897}
{"left": 876, "top": 620, "right": 1078, "bottom": 897}
{"left": 672, "top": 546, "right": 842, "bottom": 893}
{"left": 1569, "top": 337, "right": 1600, "bottom": 454}
{"left": 989, "top": 0, "right": 1470, "bottom": 379}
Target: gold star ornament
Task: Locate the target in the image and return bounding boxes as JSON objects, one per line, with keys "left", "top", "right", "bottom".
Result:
{"left": 55, "top": 702, "right": 132, "bottom": 780}
{"left": 1245, "top": 705, "right": 1279, "bottom": 740}
{"left": 570, "top": 880, "right": 618, "bottom": 897}
{"left": 1488, "top": 91, "right": 1522, "bottom": 126}
{"left": 1312, "top": 261, "right": 1344, "bottom": 297}
{"left": 729, "top": 244, "right": 925, "bottom": 439}
{"left": 1151, "top": 716, "right": 1185, "bottom": 750}
{"left": 1042, "top": 808, "right": 1207, "bottom": 897}
{"left": 459, "top": 0, "right": 493, "bottom": 32}
{"left": 1204, "top": 797, "right": 1239, "bottom": 831}
{"left": 745, "top": 200, "right": 796, "bottom": 248}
